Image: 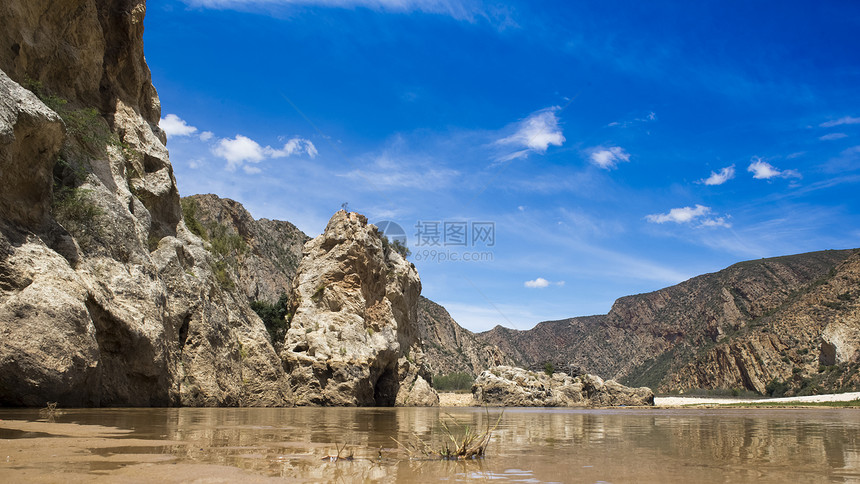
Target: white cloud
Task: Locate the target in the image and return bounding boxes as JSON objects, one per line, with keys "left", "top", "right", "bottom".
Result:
{"left": 265, "top": 137, "right": 319, "bottom": 158}
{"left": 700, "top": 165, "right": 735, "bottom": 186}
{"left": 645, "top": 205, "right": 732, "bottom": 228}
{"left": 819, "top": 132, "right": 848, "bottom": 141}
{"left": 523, "top": 277, "right": 565, "bottom": 288}
{"left": 747, "top": 157, "right": 801, "bottom": 180}
{"left": 497, "top": 107, "right": 565, "bottom": 158}
{"left": 646, "top": 204, "right": 711, "bottom": 224}
{"left": 159, "top": 114, "right": 198, "bottom": 138}
{"left": 820, "top": 116, "right": 860, "bottom": 128}
{"left": 213, "top": 134, "right": 317, "bottom": 171}
{"left": 699, "top": 216, "right": 732, "bottom": 228}
{"left": 213, "top": 135, "right": 266, "bottom": 170}
{"left": 199, "top": 131, "right": 214, "bottom": 142}
{"left": 524, "top": 277, "right": 550, "bottom": 288}
{"left": 588, "top": 146, "right": 630, "bottom": 170}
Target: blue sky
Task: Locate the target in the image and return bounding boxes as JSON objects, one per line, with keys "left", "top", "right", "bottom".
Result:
{"left": 146, "top": 0, "right": 860, "bottom": 332}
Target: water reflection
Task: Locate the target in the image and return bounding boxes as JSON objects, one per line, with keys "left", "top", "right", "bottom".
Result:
{"left": 0, "top": 407, "right": 858, "bottom": 482}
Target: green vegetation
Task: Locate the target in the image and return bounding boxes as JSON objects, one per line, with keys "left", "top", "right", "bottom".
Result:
{"left": 765, "top": 378, "right": 790, "bottom": 398}
{"left": 432, "top": 372, "right": 475, "bottom": 392}
{"left": 181, "top": 198, "right": 207, "bottom": 240}
{"left": 392, "top": 409, "right": 502, "bottom": 460}
{"left": 178, "top": 198, "right": 248, "bottom": 290}
{"left": 211, "top": 260, "right": 234, "bottom": 290}
{"left": 311, "top": 283, "right": 326, "bottom": 302}
{"left": 543, "top": 362, "right": 555, "bottom": 377}
{"left": 623, "top": 347, "right": 683, "bottom": 389}
{"left": 250, "top": 293, "right": 290, "bottom": 345}
{"left": 381, "top": 235, "right": 411, "bottom": 258}
{"left": 208, "top": 222, "right": 246, "bottom": 258}
{"left": 52, "top": 185, "right": 103, "bottom": 250}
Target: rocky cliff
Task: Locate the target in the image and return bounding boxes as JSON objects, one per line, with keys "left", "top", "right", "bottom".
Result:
{"left": 281, "top": 211, "right": 438, "bottom": 406}
{"left": 180, "top": 194, "right": 309, "bottom": 305}
{"left": 480, "top": 249, "right": 859, "bottom": 395}
{"left": 0, "top": 0, "right": 288, "bottom": 406}
{"left": 415, "top": 296, "right": 513, "bottom": 377}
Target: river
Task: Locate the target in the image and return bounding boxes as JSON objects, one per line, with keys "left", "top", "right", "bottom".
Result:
{"left": 1, "top": 406, "right": 858, "bottom": 482}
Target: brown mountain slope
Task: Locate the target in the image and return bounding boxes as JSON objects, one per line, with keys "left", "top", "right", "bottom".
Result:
{"left": 181, "top": 194, "right": 309, "bottom": 304}
{"left": 669, "top": 250, "right": 860, "bottom": 395}
{"left": 479, "top": 249, "right": 858, "bottom": 394}
{"left": 416, "top": 296, "right": 513, "bottom": 377}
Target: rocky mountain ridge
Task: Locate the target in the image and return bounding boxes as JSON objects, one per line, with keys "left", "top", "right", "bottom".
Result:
{"left": 480, "top": 249, "right": 860, "bottom": 395}
{"left": 415, "top": 296, "right": 514, "bottom": 377}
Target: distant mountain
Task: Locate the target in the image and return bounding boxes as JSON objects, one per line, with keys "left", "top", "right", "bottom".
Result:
{"left": 415, "top": 296, "right": 514, "bottom": 377}
{"left": 479, "top": 249, "right": 860, "bottom": 395}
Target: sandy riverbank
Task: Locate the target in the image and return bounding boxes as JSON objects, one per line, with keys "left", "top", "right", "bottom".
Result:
{"left": 438, "top": 392, "right": 475, "bottom": 406}
{"left": 438, "top": 391, "right": 860, "bottom": 407}
{"left": 654, "top": 391, "right": 860, "bottom": 407}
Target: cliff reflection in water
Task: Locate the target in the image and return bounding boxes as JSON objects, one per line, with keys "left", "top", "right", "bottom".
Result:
{"left": 1, "top": 407, "right": 858, "bottom": 482}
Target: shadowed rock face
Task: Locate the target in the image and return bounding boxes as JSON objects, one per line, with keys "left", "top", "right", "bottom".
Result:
{"left": 471, "top": 366, "right": 654, "bottom": 407}
{"left": 282, "top": 211, "right": 438, "bottom": 406}
{"left": 0, "top": 0, "right": 288, "bottom": 407}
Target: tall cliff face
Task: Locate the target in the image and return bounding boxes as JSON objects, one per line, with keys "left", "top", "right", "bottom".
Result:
{"left": 416, "top": 296, "right": 513, "bottom": 377}
{"left": 0, "top": 1, "right": 288, "bottom": 406}
{"left": 479, "top": 249, "right": 858, "bottom": 395}
{"left": 282, "top": 211, "right": 438, "bottom": 406}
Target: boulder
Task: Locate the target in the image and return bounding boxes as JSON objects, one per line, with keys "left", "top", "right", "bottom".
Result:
{"left": 281, "top": 211, "right": 438, "bottom": 406}
{"left": 472, "top": 365, "right": 653, "bottom": 407}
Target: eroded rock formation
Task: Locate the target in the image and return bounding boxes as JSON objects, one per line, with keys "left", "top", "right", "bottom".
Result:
{"left": 471, "top": 366, "right": 654, "bottom": 407}
{"left": 0, "top": 0, "right": 288, "bottom": 406}
{"left": 281, "top": 211, "right": 438, "bottom": 406}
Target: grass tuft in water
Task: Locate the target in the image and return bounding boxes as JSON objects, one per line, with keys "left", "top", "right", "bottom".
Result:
{"left": 393, "top": 409, "right": 502, "bottom": 460}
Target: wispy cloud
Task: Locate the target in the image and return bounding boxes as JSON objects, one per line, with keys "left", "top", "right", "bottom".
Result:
{"left": 213, "top": 134, "right": 317, "bottom": 172}
{"left": 646, "top": 204, "right": 731, "bottom": 228}
{"left": 588, "top": 146, "right": 630, "bottom": 170}
{"left": 747, "top": 157, "right": 801, "bottom": 180}
{"left": 699, "top": 165, "right": 735, "bottom": 186}
{"left": 496, "top": 107, "right": 565, "bottom": 161}
{"left": 607, "top": 111, "right": 657, "bottom": 128}
{"left": 182, "top": 0, "right": 487, "bottom": 21}
{"left": 819, "top": 132, "right": 848, "bottom": 141}
{"left": 341, "top": 150, "right": 459, "bottom": 190}
{"left": 820, "top": 116, "right": 860, "bottom": 128}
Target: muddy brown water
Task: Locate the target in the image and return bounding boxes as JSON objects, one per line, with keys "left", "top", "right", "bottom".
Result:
{"left": 1, "top": 406, "right": 858, "bottom": 483}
